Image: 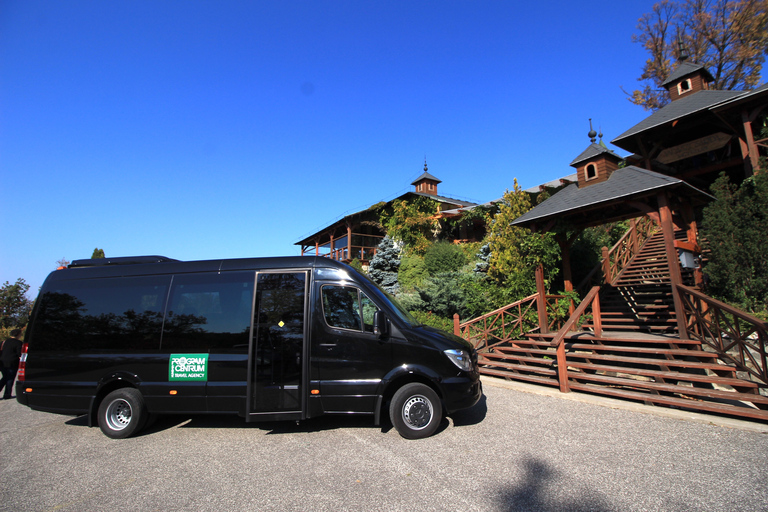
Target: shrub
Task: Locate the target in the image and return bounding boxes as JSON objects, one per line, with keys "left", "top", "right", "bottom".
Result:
{"left": 408, "top": 310, "right": 454, "bottom": 334}
{"left": 398, "top": 254, "right": 429, "bottom": 291}
{"left": 424, "top": 241, "right": 467, "bottom": 275}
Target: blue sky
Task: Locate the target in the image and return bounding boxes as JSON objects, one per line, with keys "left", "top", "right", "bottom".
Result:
{"left": 1, "top": 1, "right": 664, "bottom": 294}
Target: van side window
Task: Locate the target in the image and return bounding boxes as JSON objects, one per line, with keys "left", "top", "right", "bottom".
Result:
{"left": 32, "top": 275, "right": 170, "bottom": 351}
{"left": 162, "top": 272, "right": 254, "bottom": 352}
{"left": 322, "top": 285, "right": 377, "bottom": 333}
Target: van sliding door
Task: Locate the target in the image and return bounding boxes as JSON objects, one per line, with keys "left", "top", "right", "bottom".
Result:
{"left": 248, "top": 271, "right": 307, "bottom": 418}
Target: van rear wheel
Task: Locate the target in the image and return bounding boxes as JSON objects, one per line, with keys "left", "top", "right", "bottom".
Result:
{"left": 390, "top": 383, "right": 442, "bottom": 439}
{"left": 97, "top": 388, "right": 147, "bottom": 439}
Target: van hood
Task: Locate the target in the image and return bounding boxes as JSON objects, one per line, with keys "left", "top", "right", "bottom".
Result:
{"left": 407, "top": 324, "right": 475, "bottom": 352}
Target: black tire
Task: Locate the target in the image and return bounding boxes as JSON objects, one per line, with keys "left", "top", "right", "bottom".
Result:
{"left": 97, "top": 388, "right": 148, "bottom": 439}
{"left": 389, "top": 383, "right": 442, "bottom": 439}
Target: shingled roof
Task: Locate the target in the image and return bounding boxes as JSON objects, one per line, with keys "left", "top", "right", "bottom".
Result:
{"left": 569, "top": 142, "right": 622, "bottom": 167}
{"left": 511, "top": 166, "right": 712, "bottom": 229}
{"left": 612, "top": 89, "right": 744, "bottom": 148}
{"left": 661, "top": 60, "right": 714, "bottom": 87}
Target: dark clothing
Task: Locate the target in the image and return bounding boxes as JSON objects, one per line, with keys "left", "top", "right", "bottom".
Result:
{"left": 1, "top": 336, "right": 22, "bottom": 399}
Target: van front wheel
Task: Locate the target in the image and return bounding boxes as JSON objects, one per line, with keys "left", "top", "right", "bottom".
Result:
{"left": 97, "top": 388, "right": 147, "bottom": 439}
{"left": 390, "top": 383, "right": 442, "bottom": 439}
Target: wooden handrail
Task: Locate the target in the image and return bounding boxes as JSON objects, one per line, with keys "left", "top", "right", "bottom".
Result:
{"left": 550, "top": 285, "right": 601, "bottom": 392}
{"left": 456, "top": 294, "right": 572, "bottom": 352}
{"left": 576, "top": 217, "right": 659, "bottom": 292}
{"left": 677, "top": 284, "right": 768, "bottom": 386}
{"left": 456, "top": 294, "right": 538, "bottom": 351}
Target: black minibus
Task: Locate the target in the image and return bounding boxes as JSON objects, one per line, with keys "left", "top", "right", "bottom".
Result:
{"left": 16, "top": 256, "right": 482, "bottom": 439}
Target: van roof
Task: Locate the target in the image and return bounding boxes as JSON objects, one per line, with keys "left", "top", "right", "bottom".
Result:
{"left": 69, "top": 256, "right": 179, "bottom": 267}
{"left": 53, "top": 255, "right": 351, "bottom": 281}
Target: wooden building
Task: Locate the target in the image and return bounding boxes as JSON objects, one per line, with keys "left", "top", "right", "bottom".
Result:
{"left": 295, "top": 163, "right": 479, "bottom": 264}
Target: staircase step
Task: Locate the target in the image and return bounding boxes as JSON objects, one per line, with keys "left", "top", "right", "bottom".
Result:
{"left": 567, "top": 381, "right": 768, "bottom": 422}
{"left": 480, "top": 352, "right": 555, "bottom": 366}
{"left": 484, "top": 339, "right": 554, "bottom": 348}
{"left": 564, "top": 351, "right": 737, "bottom": 372}
{"left": 566, "top": 372, "right": 768, "bottom": 404}
{"left": 479, "top": 367, "right": 559, "bottom": 387}
{"left": 528, "top": 332, "right": 701, "bottom": 346}
{"left": 566, "top": 343, "right": 720, "bottom": 358}
{"left": 492, "top": 346, "right": 558, "bottom": 357}
{"left": 565, "top": 360, "right": 760, "bottom": 389}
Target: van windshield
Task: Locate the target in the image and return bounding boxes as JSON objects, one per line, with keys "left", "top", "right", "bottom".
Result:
{"left": 317, "top": 266, "right": 419, "bottom": 327}
{"left": 368, "top": 283, "right": 419, "bottom": 327}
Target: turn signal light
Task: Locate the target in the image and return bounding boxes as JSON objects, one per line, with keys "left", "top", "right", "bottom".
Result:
{"left": 25, "top": 388, "right": 33, "bottom": 393}
{"left": 311, "top": 389, "right": 320, "bottom": 395}
{"left": 169, "top": 390, "right": 178, "bottom": 395}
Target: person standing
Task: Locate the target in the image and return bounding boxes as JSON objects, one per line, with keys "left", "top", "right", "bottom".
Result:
{"left": 1, "top": 329, "right": 23, "bottom": 399}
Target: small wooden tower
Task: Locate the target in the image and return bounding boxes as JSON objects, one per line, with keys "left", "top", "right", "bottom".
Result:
{"left": 411, "top": 161, "right": 441, "bottom": 196}
{"left": 570, "top": 120, "right": 623, "bottom": 187}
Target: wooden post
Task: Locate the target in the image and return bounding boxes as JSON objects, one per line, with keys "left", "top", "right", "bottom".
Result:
{"left": 630, "top": 218, "right": 638, "bottom": 254}
{"left": 658, "top": 193, "right": 689, "bottom": 338}
{"left": 347, "top": 224, "right": 352, "bottom": 262}
{"left": 591, "top": 290, "right": 602, "bottom": 338}
{"left": 535, "top": 264, "right": 549, "bottom": 334}
{"left": 556, "top": 340, "right": 570, "bottom": 392}
{"left": 557, "top": 237, "right": 574, "bottom": 293}
{"left": 453, "top": 313, "right": 460, "bottom": 337}
{"left": 602, "top": 247, "right": 611, "bottom": 284}
{"left": 742, "top": 110, "right": 759, "bottom": 176}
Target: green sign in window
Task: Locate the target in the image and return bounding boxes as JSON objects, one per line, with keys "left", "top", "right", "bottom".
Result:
{"left": 169, "top": 354, "right": 209, "bottom": 381}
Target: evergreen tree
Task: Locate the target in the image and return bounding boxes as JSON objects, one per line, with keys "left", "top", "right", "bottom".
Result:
{"left": 701, "top": 171, "right": 768, "bottom": 314}
{"left": 368, "top": 236, "right": 401, "bottom": 294}
{"left": 92, "top": 248, "right": 105, "bottom": 259}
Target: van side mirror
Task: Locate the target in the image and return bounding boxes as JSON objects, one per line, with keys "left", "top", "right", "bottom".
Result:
{"left": 373, "top": 310, "right": 389, "bottom": 338}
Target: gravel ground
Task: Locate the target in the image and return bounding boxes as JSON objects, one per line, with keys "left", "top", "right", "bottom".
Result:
{"left": 1, "top": 377, "right": 766, "bottom": 512}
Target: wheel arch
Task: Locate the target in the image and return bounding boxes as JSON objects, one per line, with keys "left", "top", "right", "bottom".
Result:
{"left": 378, "top": 366, "right": 445, "bottom": 422}
{"left": 88, "top": 372, "right": 142, "bottom": 427}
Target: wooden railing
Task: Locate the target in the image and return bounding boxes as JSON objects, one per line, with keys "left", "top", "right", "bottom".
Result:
{"left": 455, "top": 294, "right": 572, "bottom": 352}
{"left": 550, "top": 286, "right": 602, "bottom": 392}
{"left": 577, "top": 217, "right": 659, "bottom": 291}
{"left": 328, "top": 245, "right": 378, "bottom": 262}
{"left": 677, "top": 284, "right": 768, "bottom": 388}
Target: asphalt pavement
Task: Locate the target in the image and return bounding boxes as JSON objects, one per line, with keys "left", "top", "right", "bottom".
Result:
{"left": 1, "top": 377, "right": 766, "bottom": 512}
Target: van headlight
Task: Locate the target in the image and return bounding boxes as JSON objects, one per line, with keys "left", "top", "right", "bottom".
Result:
{"left": 444, "top": 349, "right": 472, "bottom": 371}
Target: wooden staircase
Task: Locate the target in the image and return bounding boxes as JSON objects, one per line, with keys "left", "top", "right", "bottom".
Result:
{"left": 469, "top": 226, "right": 768, "bottom": 423}
{"left": 582, "top": 231, "right": 686, "bottom": 334}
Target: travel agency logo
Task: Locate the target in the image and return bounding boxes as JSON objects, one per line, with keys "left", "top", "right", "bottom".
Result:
{"left": 169, "top": 354, "right": 209, "bottom": 381}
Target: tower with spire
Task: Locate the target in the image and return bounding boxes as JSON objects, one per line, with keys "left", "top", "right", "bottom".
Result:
{"left": 571, "top": 119, "right": 623, "bottom": 187}
{"left": 662, "top": 39, "right": 713, "bottom": 102}
{"left": 411, "top": 159, "right": 442, "bottom": 196}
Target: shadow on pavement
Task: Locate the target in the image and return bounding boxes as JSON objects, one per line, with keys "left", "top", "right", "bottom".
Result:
{"left": 63, "top": 391, "right": 487, "bottom": 438}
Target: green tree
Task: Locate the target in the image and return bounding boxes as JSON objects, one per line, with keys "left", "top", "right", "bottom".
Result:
{"left": 630, "top": 0, "right": 768, "bottom": 110}
{"left": 485, "top": 180, "right": 535, "bottom": 283}
{"left": 379, "top": 196, "right": 440, "bottom": 255}
{"left": 701, "top": 170, "right": 768, "bottom": 314}
{"left": 92, "top": 248, "right": 105, "bottom": 259}
{"left": 0, "top": 278, "right": 33, "bottom": 330}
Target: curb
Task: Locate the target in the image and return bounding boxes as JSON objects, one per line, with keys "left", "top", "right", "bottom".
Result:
{"left": 481, "top": 375, "right": 768, "bottom": 434}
